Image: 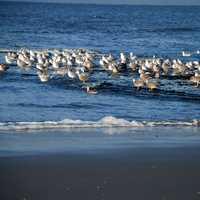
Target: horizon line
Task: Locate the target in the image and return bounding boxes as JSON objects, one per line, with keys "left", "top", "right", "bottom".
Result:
{"left": 0, "top": 0, "right": 200, "bottom": 6}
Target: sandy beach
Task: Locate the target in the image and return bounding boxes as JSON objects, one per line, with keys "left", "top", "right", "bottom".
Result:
{"left": 1, "top": 145, "right": 200, "bottom": 200}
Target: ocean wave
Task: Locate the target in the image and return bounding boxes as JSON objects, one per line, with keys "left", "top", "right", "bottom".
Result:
{"left": 0, "top": 116, "right": 199, "bottom": 131}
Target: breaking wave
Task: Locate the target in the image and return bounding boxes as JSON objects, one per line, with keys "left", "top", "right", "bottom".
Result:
{"left": 0, "top": 116, "right": 199, "bottom": 131}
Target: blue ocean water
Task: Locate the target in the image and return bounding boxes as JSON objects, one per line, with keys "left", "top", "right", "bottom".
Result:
{"left": 0, "top": 2, "right": 200, "bottom": 156}
{"left": 0, "top": 2, "right": 200, "bottom": 123}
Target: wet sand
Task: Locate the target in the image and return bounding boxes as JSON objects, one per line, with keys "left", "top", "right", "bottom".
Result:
{"left": 1, "top": 146, "right": 200, "bottom": 200}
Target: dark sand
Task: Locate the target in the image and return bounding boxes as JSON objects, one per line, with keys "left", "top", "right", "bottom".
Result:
{"left": 1, "top": 146, "right": 200, "bottom": 200}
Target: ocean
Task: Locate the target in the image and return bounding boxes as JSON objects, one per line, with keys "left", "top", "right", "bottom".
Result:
{"left": 0, "top": 1, "right": 200, "bottom": 155}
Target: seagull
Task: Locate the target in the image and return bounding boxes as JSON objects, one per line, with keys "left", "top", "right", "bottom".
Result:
{"left": 0, "top": 64, "right": 9, "bottom": 73}
{"left": 182, "top": 51, "right": 192, "bottom": 57}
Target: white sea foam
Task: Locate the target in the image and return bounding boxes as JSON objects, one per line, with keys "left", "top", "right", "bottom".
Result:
{"left": 0, "top": 116, "right": 199, "bottom": 131}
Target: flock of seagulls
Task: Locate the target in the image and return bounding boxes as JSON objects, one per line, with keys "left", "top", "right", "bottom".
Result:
{"left": 1, "top": 48, "right": 200, "bottom": 94}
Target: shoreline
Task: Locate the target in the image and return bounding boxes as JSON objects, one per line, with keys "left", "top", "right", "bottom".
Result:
{"left": 1, "top": 145, "right": 200, "bottom": 200}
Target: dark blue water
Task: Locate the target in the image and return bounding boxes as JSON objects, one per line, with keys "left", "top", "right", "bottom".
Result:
{"left": 0, "top": 2, "right": 200, "bottom": 156}
{"left": 1, "top": 2, "right": 200, "bottom": 55}
{"left": 0, "top": 2, "right": 200, "bottom": 123}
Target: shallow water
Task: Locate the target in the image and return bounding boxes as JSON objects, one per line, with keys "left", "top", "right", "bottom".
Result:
{"left": 0, "top": 126, "right": 200, "bottom": 156}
